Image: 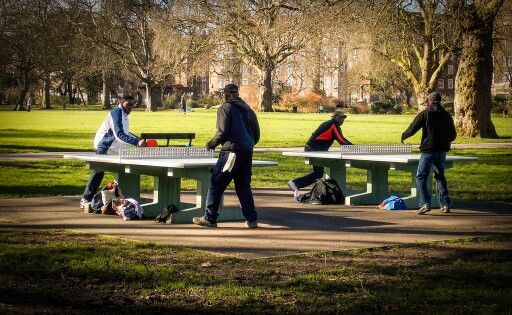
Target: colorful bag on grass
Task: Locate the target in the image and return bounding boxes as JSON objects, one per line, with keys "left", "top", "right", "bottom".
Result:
{"left": 379, "top": 196, "right": 407, "bottom": 210}
{"left": 114, "top": 198, "right": 144, "bottom": 220}
{"left": 91, "top": 181, "right": 124, "bottom": 214}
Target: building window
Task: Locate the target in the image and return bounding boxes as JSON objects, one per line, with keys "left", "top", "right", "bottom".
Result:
{"left": 438, "top": 79, "right": 445, "bottom": 89}
{"left": 447, "top": 79, "right": 453, "bottom": 89}
{"left": 242, "top": 65, "right": 249, "bottom": 75}
{"left": 448, "top": 64, "right": 454, "bottom": 75}
{"left": 241, "top": 78, "right": 248, "bottom": 86}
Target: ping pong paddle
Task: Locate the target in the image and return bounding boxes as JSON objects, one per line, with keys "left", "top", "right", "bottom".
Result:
{"left": 146, "top": 139, "right": 158, "bottom": 147}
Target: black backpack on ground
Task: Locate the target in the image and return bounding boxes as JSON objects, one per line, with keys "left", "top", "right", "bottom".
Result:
{"left": 155, "top": 204, "right": 179, "bottom": 223}
{"left": 298, "top": 178, "right": 344, "bottom": 205}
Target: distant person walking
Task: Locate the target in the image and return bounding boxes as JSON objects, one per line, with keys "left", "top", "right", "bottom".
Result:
{"left": 193, "top": 84, "right": 260, "bottom": 228}
{"left": 25, "top": 94, "right": 32, "bottom": 112}
{"left": 401, "top": 91, "right": 457, "bottom": 214}
{"left": 80, "top": 95, "right": 147, "bottom": 210}
{"left": 287, "top": 109, "right": 352, "bottom": 201}
{"left": 180, "top": 93, "right": 188, "bottom": 113}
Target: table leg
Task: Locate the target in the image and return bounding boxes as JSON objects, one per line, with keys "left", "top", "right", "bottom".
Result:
{"left": 345, "top": 163, "right": 389, "bottom": 205}
{"left": 116, "top": 172, "right": 141, "bottom": 200}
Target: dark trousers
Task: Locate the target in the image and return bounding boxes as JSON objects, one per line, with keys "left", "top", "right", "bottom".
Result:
{"left": 204, "top": 151, "right": 257, "bottom": 223}
{"left": 291, "top": 165, "right": 324, "bottom": 189}
{"left": 82, "top": 149, "right": 106, "bottom": 201}
{"left": 416, "top": 151, "right": 451, "bottom": 208}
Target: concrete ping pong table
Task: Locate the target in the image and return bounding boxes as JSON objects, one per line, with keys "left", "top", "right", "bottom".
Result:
{"left": 283, "top": 145, "right": 477, "bottom": 208}
{"left": 65, "top": 147, "right": 277, "bottom": 223}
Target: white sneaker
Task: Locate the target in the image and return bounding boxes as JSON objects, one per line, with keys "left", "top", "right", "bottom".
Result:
{"left": 418, "top": 204, "right": 431, "bottom": 215}
{"left": 79, "top": 198, "right": 88, "bottom": 209}
{"left": 287, "top": 180, "right": 300, "bottom": 202}
{"left": 287, "top": 180, "right": 298, "bottom": 191}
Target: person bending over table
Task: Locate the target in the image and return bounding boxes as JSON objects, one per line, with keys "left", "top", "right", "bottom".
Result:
{"left": 80, "top": 95, "right": 147, "bottom": 210}
{"left": 401, "top": 91, "right": 456, "bottom": 215}
{"left": 193, "top": 83, "right": 260, "bottom": 228}
{"left": 287, "top": 109, "right": 352, "bottom": 201}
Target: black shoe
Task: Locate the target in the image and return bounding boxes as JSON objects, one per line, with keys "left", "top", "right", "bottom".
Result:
{"left": 246, "top": 220, "right": 258, "bottom": 229}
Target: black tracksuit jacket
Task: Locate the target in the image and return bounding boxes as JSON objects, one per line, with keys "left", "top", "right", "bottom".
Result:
{"left": 207, "top": 98, "right": 260, "bottom": 152}
{"left": 401, "top": 105, "right": 457, "bottom": 152}
{"left": 305, "top": 119, "right": 352, "bottom": 151}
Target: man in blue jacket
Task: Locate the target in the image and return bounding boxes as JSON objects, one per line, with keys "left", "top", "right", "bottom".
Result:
{"left": 401, "top": 92, "right": 457, "bottom": 214}
{"left": 287, "top": 109, "right": 352, "bottom": 201}
{"left": 193, "top": 84, "right": 260, "bottom": 228}
{"left": 80, "top": 95, "right": 146, "bottom": 210}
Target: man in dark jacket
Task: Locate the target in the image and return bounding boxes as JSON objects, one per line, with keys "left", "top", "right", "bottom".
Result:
{"left": 401, "top": 91, "right": 457, "bottom": 214}
{"left": 287, "top": 109, "right": 352, "bottom": 201}
{"left": 193, "top": 84, "right": 260, "bottom": 228}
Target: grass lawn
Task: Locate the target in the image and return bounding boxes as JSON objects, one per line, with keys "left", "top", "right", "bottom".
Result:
{"left": 0, "top": 109, "right": 511, "bottom": 152}
{"left": 1, "top": 230, "right": 511, "bottom": 313}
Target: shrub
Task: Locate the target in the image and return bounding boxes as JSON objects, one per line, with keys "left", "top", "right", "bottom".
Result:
{"left": 186, "top": 99, "right": 200, "bottom": 108}
{"left": 370, "top": 101, "right": 403, "bottom": 114}
{"left": 162, "top": 93, "right": 179, "bottom": 109}
{"left": 492, "top": 94, "right": 511, "bottom": 115}
{"left": 198, "top": 94, "right": 223, "bottom": 109}
{"left": 278, "top": 92, "right": 329, "bottom": 113}
{"left": 3, "top": 87, "right": 19, "bottom": 104}
{"left": 348, "top": 102, "right": 370, "bottom": 114}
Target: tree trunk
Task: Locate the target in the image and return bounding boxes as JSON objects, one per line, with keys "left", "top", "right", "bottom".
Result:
{"left": 337, "top": 40, "right": 346, "bottom": 101}
{"left": 415, "top": 88, "right": 431, "bottom": 112}
{"left": 312, "top": 45, "right": 322, "bottom": 94}
{"left": 145, "top": 83, "right": 157, "bottom": 111}
{"left": 454, "top": 21, "right": 498, "bottom": 138}
{"left": 259, "top": 66, "right": 273, "bottom": 112}
{"left": 42, "top": 72, "right": 52, "bottom": 109}
{"left": 101, "top": 72, "right": 111, "bottom": 110}
{"left": 13, "top": 68, "right": 30, "bottom": 111}
{"left": 66, "top": 78, "right": 73, "bottom": 105}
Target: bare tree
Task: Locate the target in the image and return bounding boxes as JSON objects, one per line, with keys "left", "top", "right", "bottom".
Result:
{"left": 2, "top": 0, "right": 43, "bottom": 110}
{"left": 201, "top": 0, "right": 314, "bottom": 111}
{"left": 371, "top": 0, "right": 457, "bottom": 110}
{"left": 152, "top": 1, "right": 215, "bottom": 96}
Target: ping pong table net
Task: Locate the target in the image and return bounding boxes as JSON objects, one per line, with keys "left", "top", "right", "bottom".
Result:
{"left": 339, "top": 145, "right": 412, "bottom": 155}
{"left": 119, "top": 147, "right": 214, "bottom": 159}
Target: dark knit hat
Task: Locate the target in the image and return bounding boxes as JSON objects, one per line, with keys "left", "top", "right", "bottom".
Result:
{"left": 223, "top": 84, "right": 239, "bottom": 94}
{"left": 428, "top": 92, "right": 442, "bottom": 104}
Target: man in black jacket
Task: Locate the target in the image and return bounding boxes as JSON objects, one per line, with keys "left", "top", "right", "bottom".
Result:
{"left": 287, "top": 109, "right": 352, "bottom": 201}
{"left": 193, "top": 84, "right": 260, "bottom": 228}
{"left": 401, "top": 92, "right": 457, "bottom": 214}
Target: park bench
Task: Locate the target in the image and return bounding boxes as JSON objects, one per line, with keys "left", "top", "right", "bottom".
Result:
{"left": 140, "top": 132, "right": 195, "bottom": 147}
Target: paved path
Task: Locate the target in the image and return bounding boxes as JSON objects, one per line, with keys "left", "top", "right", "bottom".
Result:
{"left": 1, "top": 143, "right": 511, "bottom": 161}
{"left": 1, "top": 189, "right": 510, "bottom": 259}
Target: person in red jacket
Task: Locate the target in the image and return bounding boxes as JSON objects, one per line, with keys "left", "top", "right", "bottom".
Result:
{"left": 287, "top": 109, "right": 352, "bottom": 201}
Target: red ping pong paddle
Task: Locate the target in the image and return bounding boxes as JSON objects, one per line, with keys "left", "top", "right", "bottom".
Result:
{"left": 146, "top": 139, "right": 158, "bottom": 147}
